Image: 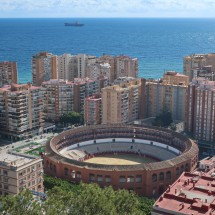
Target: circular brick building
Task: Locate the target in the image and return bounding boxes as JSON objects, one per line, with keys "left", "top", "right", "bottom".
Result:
{"left": 44, "top": 124, "right": 199, "bottom": 197}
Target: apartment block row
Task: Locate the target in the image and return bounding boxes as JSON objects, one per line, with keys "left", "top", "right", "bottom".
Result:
{"left": 41, "top": 77, "right": 108, "bottom": 121}
{"left": 32, "top": 52, "right": 138, "bottom": 86}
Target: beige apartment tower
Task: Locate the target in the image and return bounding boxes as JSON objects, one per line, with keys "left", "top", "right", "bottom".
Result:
{"left": 0, "top": 62, "right": 18, "bottom": 87}
{"left": 0, "top": 152, "right": 44, "bottom": 195}
{"left": 145, "top": 72, "right": 188, "bottom": 121}
{"left": 102, "top": 79, "right": 144, "bottom": 124}
{"left": 32, "top": 52, "right": 58, "bottom": 86}
{"left": 0, "top": 83, "right": 44, "bottom": 140}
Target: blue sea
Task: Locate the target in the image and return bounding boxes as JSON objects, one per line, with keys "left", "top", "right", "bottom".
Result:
{"left": 1, "top": 18, "right": 215, "bottom": 83}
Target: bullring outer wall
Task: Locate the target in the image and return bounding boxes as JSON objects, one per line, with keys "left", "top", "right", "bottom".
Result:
{"left": 44, "top": 124, "right": 199, "bottom": 197}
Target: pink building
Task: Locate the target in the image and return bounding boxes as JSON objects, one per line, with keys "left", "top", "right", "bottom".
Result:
{"left": 84, "top": 94, "right": 101, "bottom": 125}
{"left": 186, "top": 78, "right": 215, "bottom": 142}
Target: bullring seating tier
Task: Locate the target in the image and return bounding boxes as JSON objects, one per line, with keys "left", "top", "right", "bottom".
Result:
{"left": 61, "top": 141, "right": 178, "bottom": 161}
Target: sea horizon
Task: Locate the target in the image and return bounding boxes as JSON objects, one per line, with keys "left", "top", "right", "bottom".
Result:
{"left": 1, "top": 18, "right": 215, "bottom": 83}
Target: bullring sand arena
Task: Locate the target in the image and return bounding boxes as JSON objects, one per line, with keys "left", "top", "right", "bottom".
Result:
{"left": 44, "top": 124, "right": 199, "bottom": 197}
{"left": 83, "top": 153, "right": 156, "bottom": 165}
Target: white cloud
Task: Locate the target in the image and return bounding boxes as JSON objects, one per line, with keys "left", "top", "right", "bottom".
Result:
{"left": 1, "top": 0, "right": 215, "bottom": 17}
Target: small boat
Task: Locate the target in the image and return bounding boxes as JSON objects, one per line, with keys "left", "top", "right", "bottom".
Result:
{"left": 64, "top": 21, "right": 84, "bottom": 27}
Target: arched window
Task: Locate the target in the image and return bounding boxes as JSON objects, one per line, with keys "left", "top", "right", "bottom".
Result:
{"left": 152, "top": 174, "right": 157, "bottom": 182}
{"left": 46, "top": 161, "right": 49, "bottom": 168}
{"left": 180, "top": 165, "right": 184, "bottom": 173}
{"left": 176, "top": 167, "right": 180, "bottom": 176}
{"left": 50, "top": 163, "right": 53, "bottom": 170}
{"left": 71, "top": 170, "right": 76, "bottom": 178}
{"left": 64, "top": 167, "right": 69, "bottom": 176}
{"left": 166, "top": 171, "right": 171, "bottom": 180}
{"left": 159, "top": 172, "right": 164, "bottom": 181}
{"left": 185, "top": 163, "right": 189, "bottom": 171}
{"left": 53, "top": 165, "right": 56, "bottom": 172}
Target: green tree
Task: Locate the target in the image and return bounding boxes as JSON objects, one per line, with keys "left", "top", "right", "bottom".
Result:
{"left": 0, "top": 190, "right": 42, "bottom": 215}
{"left": 153, "top": 109, "right": 173, "bottom": 127}
{"left": 60, "top": 112, "right": 84, "bottom": 126}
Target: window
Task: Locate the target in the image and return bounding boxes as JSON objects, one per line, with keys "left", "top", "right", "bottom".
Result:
{"left": 31, "top": 166, "right": 35, "bottom": 172}
{"left": 152, "top": 174, "right": 157, "bottom": 182}
{"left": 46, "top": 161, "right": 49, "bottom": 168}
{"left": 3, "top": 177, "right": 8, "bottom": 183}
{"left": 119, "top": 176, "right": 126, "bottom": 183}
{"left": 159, "top": 172, "right": 164, "bottom": 181}
{"left": 97, "top": 175, "right": 103, "bottom": 182}
{"left": 64, "top": 168, "right": 69, "bottom": 176}
{"left": 166, "top": 171, "right": 171, "bottom": 180}
{"left": 3, "top": 170, "right": 8, "bottom": 176}
{"left": 105, "top": 176, "right": 111, "bottom": 183}
{"left": 127, "top": 176, "right": 134, "bottom": 183}
{"left": 135, "top": 175, "right": 142, "bottom": 183}
{"left": 77, "top": 172, "right": 82, "bottom": 179}
{"left": 4, "top": 185, "right": 8, "bottom": 190}
{"left": 89, "top": 174, "right": 95, "bottom": 182}
{"left": 185, "top": 163, "right": 189, "bottom": 171}
{"left": 180, "top": 165, "right": 184, "bottom": 173}
{"left": 176, "top": 167, "right": 180, "bottom": 176}
{"left": 71, "top": 170, "right": 76, "bottom": 179}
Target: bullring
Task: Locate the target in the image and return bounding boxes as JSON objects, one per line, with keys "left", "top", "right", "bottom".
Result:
{"left": 44, "top": 124, "right": 199, "bottom": 197}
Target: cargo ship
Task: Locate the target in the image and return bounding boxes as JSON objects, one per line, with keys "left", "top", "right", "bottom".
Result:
{"left": 64, "top": 22, "right": 84, "bottom": 27}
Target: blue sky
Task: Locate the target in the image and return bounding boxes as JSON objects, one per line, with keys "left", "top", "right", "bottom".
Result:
{"left": 1, "top": 0, "right": 215, "bottom": 18}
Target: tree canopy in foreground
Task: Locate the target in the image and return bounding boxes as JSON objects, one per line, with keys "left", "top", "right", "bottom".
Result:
{"left": 0, "top": 175, "right": 155, "bottom": 215}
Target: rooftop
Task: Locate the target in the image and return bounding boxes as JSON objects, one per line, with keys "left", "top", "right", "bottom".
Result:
{"left": 0, "top": 152, "right": 38, "bottom": 169}
{"left": 153, "top": 172, "right": 215, "bottom": 215}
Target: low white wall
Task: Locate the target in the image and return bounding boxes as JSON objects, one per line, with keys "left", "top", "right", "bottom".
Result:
{"left": 59, "top": 138, "right": 181, "bottom": 155}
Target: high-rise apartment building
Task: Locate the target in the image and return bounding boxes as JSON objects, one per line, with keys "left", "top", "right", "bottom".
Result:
{"left": 0, "top": 152, "right": 44, "bottom": 195}
{"left": 77, "top": 54, "right": 96, "bottom": 78}
{"left": 102, "top": 79, "right": 144, "bottom": 124}
{"left": 183, "top": 53, "right": 215, "bottom": 81}
{"left": 32, "top": 52, "right": 58, "bottom": 86}
{"left": 84, "top": 94, "right": 102, "bottom": 125}
{"left": 114, "top": 55, "right": 138, "bottom": 79}
{"left": 0, "top": 62, "right": 18, "bottom": 87}
{"left": 58, "top": 53, "right": 78, "bottom": 81}
{"left": 0, "top": 83, "right": 43, "bottom": 140}
{"left": 42, "top": 79, "right": 74, "bottom": 121}
{"left": 87, "top": 62, "right": 111, "bottom": 80}
{"left": 98, "top": 54, "right": 138, "bottom": 83}
{"left": 186, "top": 78, "right": 215, "bottom": 142}
{"left": 145, "top": 72, "right": 188, "bottom": 121}
{"left": 73, "top": 78, "right": 99, "bottom": 113}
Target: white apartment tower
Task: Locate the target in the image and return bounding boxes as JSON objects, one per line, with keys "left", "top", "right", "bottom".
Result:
{"left": 58, "top": 54, "right": 78, "bottom": 81}
{"left": 77, "top": 54, "right": 96, "bottom": 78}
